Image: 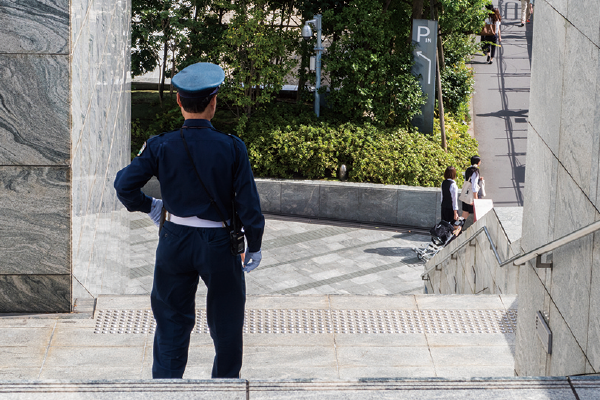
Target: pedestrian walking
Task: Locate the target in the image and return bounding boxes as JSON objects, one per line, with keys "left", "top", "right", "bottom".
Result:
{"left": 441, "top": 166, "right": 459, "bottom": 223}
{"left": 482, "top": 6, "right": 502, "bottom": 64}
{"left": 520, "top": 0, "right": 531, "bottom": 26}
{"left": 114, "top": 62, "right": 265, "bottom": 379}
{"left": 461, "top": 156, "right": 483, "bottom": 219}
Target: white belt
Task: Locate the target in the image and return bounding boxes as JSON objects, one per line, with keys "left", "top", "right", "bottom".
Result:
{"left": 166, "top": 212, "right": 228, "bottom": 228}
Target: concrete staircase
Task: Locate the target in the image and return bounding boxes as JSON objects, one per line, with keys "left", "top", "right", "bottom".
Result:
{"left": 0, "top": 377, "right": 598, "bottom": 399}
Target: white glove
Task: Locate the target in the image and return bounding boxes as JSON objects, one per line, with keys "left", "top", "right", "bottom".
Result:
{"left": 243, "top": 249, "right": 262, "bottom": 273}
{"left": 149, "top": 198, "right": 163, "bottom": 227}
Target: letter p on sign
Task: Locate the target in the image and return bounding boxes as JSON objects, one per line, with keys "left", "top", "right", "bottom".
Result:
{"left": 417, "top": 26, "right": 430, "bottom": 43}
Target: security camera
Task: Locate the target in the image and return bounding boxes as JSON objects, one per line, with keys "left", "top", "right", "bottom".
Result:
{"left": 302, "top": 22, "right": 313, "bottom": 41}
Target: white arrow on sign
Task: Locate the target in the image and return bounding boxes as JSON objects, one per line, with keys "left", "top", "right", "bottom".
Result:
{"left": 416, "top": 51, "right": 432, "bottom": 85}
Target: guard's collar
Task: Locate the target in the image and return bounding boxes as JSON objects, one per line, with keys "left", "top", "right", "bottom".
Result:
{"left": 182, "top": 119, "right": 214, "bottom": 129}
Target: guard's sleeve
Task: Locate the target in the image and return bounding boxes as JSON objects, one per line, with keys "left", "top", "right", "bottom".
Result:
{"left": 113, "top": 138, "right": 158, "bottom": 213}
{"left": 232, "top": 138, "right": 265, "bottom": 252}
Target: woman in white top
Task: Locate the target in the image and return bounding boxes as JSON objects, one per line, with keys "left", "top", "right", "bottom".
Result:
{"left": 461, "top": 156, "right": 482, "bottom": 219}
{"left": 440, "top": 166, "right": 459, "bottom": 223}
{"left": 482, "top": 6, "right": 502, "bottom": 64}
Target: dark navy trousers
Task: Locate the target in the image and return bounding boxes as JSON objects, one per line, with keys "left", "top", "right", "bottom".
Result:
{"left": 151, "top": 221, "right": 245, "bottom": 379}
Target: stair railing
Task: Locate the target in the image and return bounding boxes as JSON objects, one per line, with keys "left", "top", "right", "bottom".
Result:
{"left": 422, "top": 220, "right": 600, "bottom": 281}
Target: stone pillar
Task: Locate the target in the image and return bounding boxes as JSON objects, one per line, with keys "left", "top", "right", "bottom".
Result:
{"left": 515, "top": 0, "right": 600, "bottom": 375}
{"left": 0, "top": 0, "right": 131, "bottom": 312}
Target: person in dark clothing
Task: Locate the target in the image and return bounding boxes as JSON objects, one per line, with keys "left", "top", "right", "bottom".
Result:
{"left": 114, "top": 62, "right": 265, "bottom": 379}
{"left": 441, "top": 166, "right": 459, "bottom": 223}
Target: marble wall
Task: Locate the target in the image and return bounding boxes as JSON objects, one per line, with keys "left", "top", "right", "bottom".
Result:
{"left": 515, "top": 0, "right": 600, "bottom": 376}
{"left": 0, "top": 0, "right": 131, "bottom": 312}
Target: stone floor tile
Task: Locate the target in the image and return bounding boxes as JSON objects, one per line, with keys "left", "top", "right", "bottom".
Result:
{"left": 350, "top": 274, "right": 381, "bottom": 285}
{"left": 295, "top": 288, "right": 322, "bottom": 295}
{"left": 428, "top": 346, "right": 515, "bottom": 367}
{"left": 314, "top": 285, "right": 338, "bottom": 294}
{"left": 246, "top": 295, "right": 330, "bottom": 309}
{"left": 338, "top": 366, "right": 436, "bottom": 379}
{"left": 329, "top": 294, "right": 418, "bottom": 310}
{"left": 336, "top": 346, "right": 434, "bottom": 367}
{"left": 242, "top": 366, "right": 340, "bottom": 380}
{"left": 188, "top": 335, "right": 216, "bottom": 346}
{"left": 0, "top": 368, "right": 41, "bottom": 380}
{"left": 434, "top": 366, "right": 516, "bottom": 378}
{"left": 243, "top": 346, "right": 337, "bottom": 369}
{"left": 0, "top": 347, "right": 47, "bottom": 368}
{"left": 334, "top": 333, "right": 428, "bottom": 347}
{"left": 500, "top": 295, "right": 518, "bottom": 310}
{"left": 0, "top": 327, "right": 54, "bottom": 347}
{"left": 142, "top": 346, "right": 215, "bottom": 368}
{"left": 425, "top": 333, "right": 516, "bottom": 347}
{"left": 415, "top": 295, "right": 505, "bottom": 310}
{"left": 575, "top": 388, "right": 600, "bottom": 400}
{"left": 96, "top": 295, "right": 151, "bottom": 309}
{"left": 243, "top": 333, "right": 334, "bottom": 347}
{"left": 51, "top": 328, "right": 150, "bottom": 347}
{"left": 38, "top": 366, "right": 144, "bottom": 380}
{"left": 312, "top": 254, "right": 345, "bottom": 265}
{"left": 43, "top": 346, "right": 146, "bottom": 368}
{"left": 310, "top": 269, "right": 344, "bottom": 281}
{"left": 0, "top": 319, "right": 56, "bottom": 328}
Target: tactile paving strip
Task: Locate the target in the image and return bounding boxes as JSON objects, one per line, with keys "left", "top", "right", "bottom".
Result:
{"left": 94, "top": 309, "right": 517, "bottom": 334}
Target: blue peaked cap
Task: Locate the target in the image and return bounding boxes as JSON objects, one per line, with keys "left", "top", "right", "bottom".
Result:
{"left": 172, "top": 62, "right": 225, "bottom": 99}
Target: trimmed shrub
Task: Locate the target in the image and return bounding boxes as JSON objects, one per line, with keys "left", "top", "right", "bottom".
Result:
{"left": 240, "top": 104, "right": 478, "bottom": 187}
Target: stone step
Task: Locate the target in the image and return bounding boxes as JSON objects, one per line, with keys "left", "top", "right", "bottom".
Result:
{"left": 0, "top": 295, "right": 521, "bottom": 381}
{"left": 0, "top": 377, "right": 598, "bottom": 399}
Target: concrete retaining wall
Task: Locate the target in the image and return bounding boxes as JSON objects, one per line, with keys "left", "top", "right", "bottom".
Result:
{"left": 144, "top": 177, "right": 442, "bottom": 228}
{"left": 256, "top": 179, "right": 441, "bottom": 228}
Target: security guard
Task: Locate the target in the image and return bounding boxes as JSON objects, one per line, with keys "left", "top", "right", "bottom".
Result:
{"left": 114, "top": 62, "right": 264, "bottom": 379}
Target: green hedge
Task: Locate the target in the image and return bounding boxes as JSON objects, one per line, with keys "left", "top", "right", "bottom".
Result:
{"left": 239, "top": 104, "right": 478, "bottom": 187}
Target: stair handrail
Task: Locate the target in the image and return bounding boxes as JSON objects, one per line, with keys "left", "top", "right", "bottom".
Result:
{"left": 422, "top": 220, "right": 600, "bottom": 280}
{"left": 421, "top": 226, "right": 501, "bottom": 279}
{"left": 499, "top": 219, "right": 600, "bottom": 267}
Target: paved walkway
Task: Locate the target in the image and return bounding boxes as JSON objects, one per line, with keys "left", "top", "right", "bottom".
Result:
{"left": 127, "top": 213, "right": 431, "bottom": 297}
{"left": 473, "top": 0, "right": 532, "bottom": 207}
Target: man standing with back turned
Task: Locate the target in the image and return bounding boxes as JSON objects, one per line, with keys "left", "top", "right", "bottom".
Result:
{"left": 114, "top": 62, "right": 265, "bottom": 379}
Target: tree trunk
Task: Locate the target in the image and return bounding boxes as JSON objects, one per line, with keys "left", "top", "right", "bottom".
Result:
{"left": 412, "top": 0, "right": 424, "bottom": 20}
{"left": 296, "top": 42, "right": 308, "bottom": 103}
{"left": 409, "top": 0, "right": 425, "bottom": 40}
{"left": 430, "top": 0, "right": 445, "bottom": 70}
{"left": 383, "top": 0, "right": 392, "bottom": 13}
{"left": 436, "top": 49, "right": 446, "bottom": 151}
{"left": 170, "top": 46, "right": 175, "bottom": 97}
{"left": 159, "top": 36, "right": 168, "bottom": 106}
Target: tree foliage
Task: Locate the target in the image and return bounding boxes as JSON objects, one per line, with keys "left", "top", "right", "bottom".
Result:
{"left": 131, "top": 0, "right": 488, "bottom": 133}
{"left": 324, "top": 0, "right": 425, "bottom": 126}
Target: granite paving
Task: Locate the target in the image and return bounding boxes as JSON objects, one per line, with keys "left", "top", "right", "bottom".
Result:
{"left": 125, "top": 212, "right": 431, "bottom": 296}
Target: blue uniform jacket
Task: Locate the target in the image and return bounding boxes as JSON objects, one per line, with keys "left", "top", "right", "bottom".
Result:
{"left": 114, "top": 119, "right": 264, "bottom": 252}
